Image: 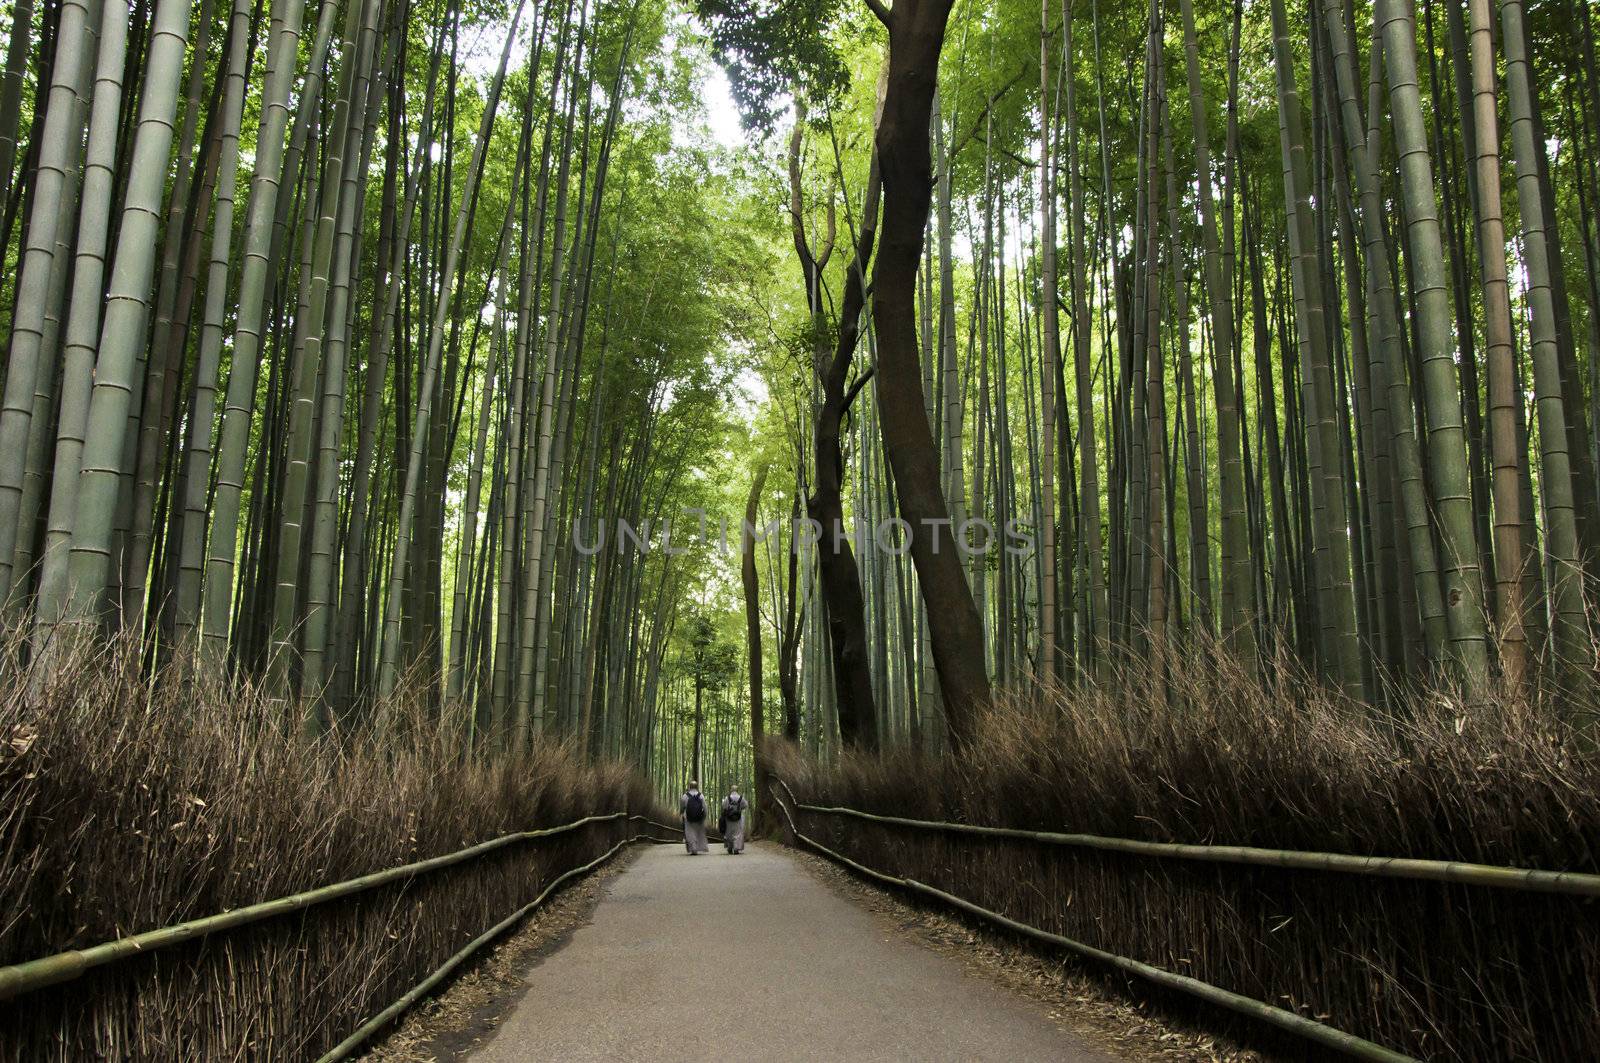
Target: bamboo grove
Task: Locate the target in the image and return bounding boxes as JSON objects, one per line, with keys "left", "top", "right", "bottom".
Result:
{"left": 0, "top": 0, "right": 1598, "bottom": 784}
{"left": 0, "top": 0, "right": 754, "bottom": 760}
{"left": 707, "top": 0, "right": 1600, "bottom": 760}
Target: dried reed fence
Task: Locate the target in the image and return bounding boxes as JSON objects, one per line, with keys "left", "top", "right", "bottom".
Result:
{"left": 0, "top": 634, "right": 671, "bottom": 1060}
{"left": 767, "top": 653, "right": 1600, "bottom": 1061}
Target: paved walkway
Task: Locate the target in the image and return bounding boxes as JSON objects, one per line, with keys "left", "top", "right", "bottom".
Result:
{"left": 468, "top": 842, "right": 1117, "bottom": 1062}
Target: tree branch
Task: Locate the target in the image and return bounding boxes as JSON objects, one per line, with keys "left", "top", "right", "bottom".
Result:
{"left": 944, "top": 65, "right": 1029, "bottom": 164}
{"left": 843, "top": 364, "right": 877, "bottom": 411}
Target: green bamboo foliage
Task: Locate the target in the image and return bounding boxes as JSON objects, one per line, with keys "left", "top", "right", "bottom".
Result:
{"left": 727, "top": 0, "right": 1598, "bottom": 749}
{"left": 377, "top": 0, "right": 529, "bottom": 700}
{"left": 0, "top": 0, "right": 1593, "bottom": 779}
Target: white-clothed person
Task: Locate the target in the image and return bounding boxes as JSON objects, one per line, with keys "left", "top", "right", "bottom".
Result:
{"left": 679, "top": 781, "right": 710, "bottom": 854}
{"left": 721, "top": 787, "right": 748, "bottom": 854}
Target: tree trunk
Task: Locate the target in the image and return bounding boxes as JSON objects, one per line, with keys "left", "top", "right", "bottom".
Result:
{"left": 742, "top": 462, "right": 767, "bottom": 823}
{"left": 789, "top": 112, "right": 880, "bottom": 751}
{"left": 869, "top": 0, "right": 990, "bottom": 750}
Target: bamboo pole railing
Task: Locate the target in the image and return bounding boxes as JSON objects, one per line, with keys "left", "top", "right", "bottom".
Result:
{"left": 774, "top": 780, "right": 1600, "bottom": 896}
{"left": 769, "top": 787, "right": 1416, "bottom": 1063}
{"left": 318, "top": 830, "right": 667, "bottom": 1061}
{"left": 0, "top": 811, "right": 683, "bottom": 1001}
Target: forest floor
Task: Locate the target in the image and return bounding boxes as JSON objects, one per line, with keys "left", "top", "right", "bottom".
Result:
{"left": 365, "top": 840, "right": 1258, "bottom": 1062}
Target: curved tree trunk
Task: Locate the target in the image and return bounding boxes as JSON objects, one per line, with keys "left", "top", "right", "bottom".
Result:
{"left": 790, "top": 115, "right": 880, "bottom": 751}
{"left": 741, "top": 462, "right": 768, "bottom": 821}
{"left": 869, "top": 0, "right": 990, "bottom": 750}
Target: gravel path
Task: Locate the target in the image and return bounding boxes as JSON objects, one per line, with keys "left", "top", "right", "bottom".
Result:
{"left": 466, "top": 841, "right": 1119, "bottom": 1062}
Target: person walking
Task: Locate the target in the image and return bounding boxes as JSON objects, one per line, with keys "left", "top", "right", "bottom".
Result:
{"left": 720, "top": 785, "right": 748, "bottom": 854}
{"left": 679, "top": 780, "right": 710, "bottom": 855}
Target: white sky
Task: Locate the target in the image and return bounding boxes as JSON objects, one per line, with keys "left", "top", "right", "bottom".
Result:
{"left": 459, "top": 9, "right": 749, "bottom": 152}
{"left": 702, "top": 64, "right": 746, "bottom": 149}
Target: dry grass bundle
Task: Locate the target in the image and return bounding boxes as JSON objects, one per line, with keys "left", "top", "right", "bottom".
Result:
{"left": 771, "top": 649, "right": 1600, "bottom": 1060}
{"left": 0, "top": 633, "right": 667, "bottom": 1060}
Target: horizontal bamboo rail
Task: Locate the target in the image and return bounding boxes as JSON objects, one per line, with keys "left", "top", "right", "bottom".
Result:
{"left": 0, "top": 811, "right": 680, "bottom": 1001}
{"left": 769, "top": 789, "right": 1415, "bottom": 1063}
{"left": 775, "top": 780, "right": 1600, "bottom": 897}
{"left": 319, "top": 830, "right": 669, "bottom": 1061}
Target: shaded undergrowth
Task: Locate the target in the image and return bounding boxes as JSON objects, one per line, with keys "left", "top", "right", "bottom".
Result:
{"left": 0, "top": 634, "right": 666, "bottom": 1061}
{"left": 771, "top": 650, "right": 1600, "bottom": 1061}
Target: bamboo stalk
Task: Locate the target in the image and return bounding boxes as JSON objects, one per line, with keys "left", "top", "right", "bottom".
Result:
{"left": 775, "top": 781, "right": 1600, "bottom": 897}
{"left": 0, "top": 812, "right": 639, "bottom": 1000}
{"left": 770, "top": 789, "right": 1416, "bottom": 1063}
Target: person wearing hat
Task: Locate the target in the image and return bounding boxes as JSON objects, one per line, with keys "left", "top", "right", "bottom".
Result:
{"left": 678, "top": 780, "right": 710, "bottom": 855}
